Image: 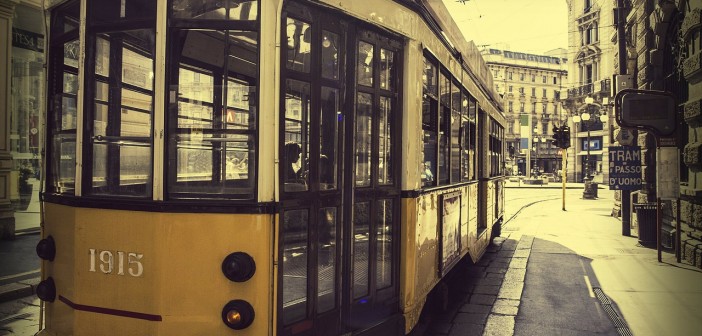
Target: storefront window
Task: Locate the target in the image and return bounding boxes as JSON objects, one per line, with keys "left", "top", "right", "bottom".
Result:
{"left": 12, "top": 5, "right": 46, "bottom": 212}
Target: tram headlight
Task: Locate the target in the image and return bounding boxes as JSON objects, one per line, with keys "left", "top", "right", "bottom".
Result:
{"left": 36, "top": 236, "right": 56, "bottom": 261}
{"left": 221, "top": 252, "right": 256, "bottom": 282}
{"left": 37, "top": 277, "right": 56, "bottom": 302}
{"left": 221, "top": 300, "right": 255, "bottom": 330}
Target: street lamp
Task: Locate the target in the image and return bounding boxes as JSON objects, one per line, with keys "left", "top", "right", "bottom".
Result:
{"left": 572, "top": 96, "right": 609, "bottom": 199}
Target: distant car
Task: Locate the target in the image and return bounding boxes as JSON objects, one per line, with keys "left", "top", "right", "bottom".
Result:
{"left": 541, "top": 173, "right": 556, "bottom": 182}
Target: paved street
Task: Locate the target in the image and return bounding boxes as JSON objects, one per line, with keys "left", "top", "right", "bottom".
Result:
{"left": 418, "top": 186, "right": 702, "bottom": 336}
{"left": 2, "top": 185, "right": 702, "bottom": 335}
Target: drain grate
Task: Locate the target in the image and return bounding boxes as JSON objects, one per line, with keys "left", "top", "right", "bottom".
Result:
{"left": 592, "top": 287, "right": 632, "bottom": 336}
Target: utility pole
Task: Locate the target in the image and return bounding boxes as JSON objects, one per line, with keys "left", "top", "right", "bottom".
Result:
{"left": 617, "top": 0, "right": 631, "bottom": 236}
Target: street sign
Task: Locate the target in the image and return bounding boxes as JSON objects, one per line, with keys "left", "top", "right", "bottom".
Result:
{"left": 615, "top": 128, "right": 635, "bottom": 146}
{"left": 608, "top": 146, "right": 642, "bottom": 191}
{"left": 618, "top": 90, "right": 676, "bottom": 136}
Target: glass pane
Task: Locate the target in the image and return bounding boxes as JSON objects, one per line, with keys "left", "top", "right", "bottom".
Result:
{"left": 172, "top": 134, "right": 255, "bottom": 195}
{"left": 423, "top": 57, "right": 437, "bottom": 95}
{"left": 225, "top": 79, "right": 255, "bottom": 130}
{"left": 51, "top": 134, "right": 76, "bottom": 193}
{"left": 422, "top": 99, "right": 436, "bottom": 187}
{"left": 286, "top": 18, "right": 311, "bottom": 73}
{"left": 439, "top": 107, "right": 449, "bottom": 184}
{"left": 376, "top": 199, "right": 393, "bottom": 289}
{"left": 440, "top": 73, "right": 449, "bottom": 106}
{"left": 353, "top": 202, "right": 370, "bottom": 299}
{"left": 320, "top": 87, "right": 338, "bottom": 190}
{"left": 461, "top": 121, "right": 470, "bottom": 182}
{"left": 172, "top": 0, "right": 258, "bottom": 20}
{"left": 169, "top": 29, "right": 258, "bottom": 199}
{"left": 52, "top": 1, "right": 79, "bottom": 35}
{"left": 88, "top": 29, "right": 154, "bottom": 197}
{"left": 451, "top": 82, "right": 461, "bottom": 112}
{"left": 95, "top": 37, "right": 110, "bottom": 77}
{"left": 282, "top": 209, "right": 309, "bottom": 325}
{"left": 357, "top": 41, "right": 373, "bottom": 87}
{"left": 355, "top": 93, "right": 372, "bottom": 187}
{"left": 63, "top": 40, "right": 79, "bottom": 68}
{"left": 321, "top": 31, "right": 339, "bottom": 80}
{"left": 91, "top": 142, "right": 151, "bottom": 196}
{"left": 317, "top": 207, "right": 337, "bottom": 313}
{"left": 379, "top": 48, "right": 394, "bottom": 90}
{"left": 123, "top": 48, "right": 154, "bottom": 90}
{"left": 451, "top": 109, "right": 461, "bottom": 182}
{"left": 378, "top": 96, "right": 393, "bottom": 185}
{"left": 284, "top": 79, "right": 310, "bottom": 192}
{"left": 90, "top": 0, "right": 156, "bottom": 21}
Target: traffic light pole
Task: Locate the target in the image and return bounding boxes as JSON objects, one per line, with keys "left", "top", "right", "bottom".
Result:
{"left": 562, "top": 148, "right": 567, "bottom": 211}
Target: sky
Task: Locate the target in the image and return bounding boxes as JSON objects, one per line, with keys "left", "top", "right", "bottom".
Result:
{"left": 441, "top": 0, "right": 569, "bottom": 55}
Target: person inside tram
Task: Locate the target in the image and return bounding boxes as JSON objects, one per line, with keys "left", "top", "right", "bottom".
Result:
{"left": 285, "top": 142, "right": 303, "bottom": 183}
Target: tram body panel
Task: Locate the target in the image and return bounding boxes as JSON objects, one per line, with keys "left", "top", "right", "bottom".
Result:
{"left": 41, "top": 203, "right": 274, "bottom": 336}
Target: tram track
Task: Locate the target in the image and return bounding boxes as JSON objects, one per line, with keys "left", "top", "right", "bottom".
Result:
{"left": 503, "top": 196, "right": 560, "bottom": 228}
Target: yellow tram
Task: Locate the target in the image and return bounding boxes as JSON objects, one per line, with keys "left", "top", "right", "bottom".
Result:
{"left": 36, "top": 0, "right": 505, "bottom": 335}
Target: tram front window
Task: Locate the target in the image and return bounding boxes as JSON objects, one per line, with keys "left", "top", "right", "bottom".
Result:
{"left": 168, "top": 29, "right": 258, "bottom": 199}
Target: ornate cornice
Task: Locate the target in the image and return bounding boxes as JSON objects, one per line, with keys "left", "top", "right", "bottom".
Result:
{"left": 681, "top": 8, "right": 700, "bottom": 40}
{"left": 0, "top": 0, "right": 20, "bottom": 18}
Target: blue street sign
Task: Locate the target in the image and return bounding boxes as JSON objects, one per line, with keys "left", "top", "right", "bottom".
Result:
{"left": 608, "top": 146, "right": 642, "bottom": 190}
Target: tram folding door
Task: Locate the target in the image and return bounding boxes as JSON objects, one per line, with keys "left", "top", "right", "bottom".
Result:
{"left": 279, "top": 3, "right": 402, "bottom": 335}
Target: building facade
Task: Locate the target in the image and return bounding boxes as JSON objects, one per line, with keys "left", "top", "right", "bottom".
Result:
{"left": 624, "top": 0, "right": 701, "bottom": 268}
{"left": 563, "top": 0, "right": 618, "bottom": 184}
{"left": 0, "top": 0, "right": 44, "bottom": 239}
{"left": 482, "top": 49, "right": 568, "bottom": 178}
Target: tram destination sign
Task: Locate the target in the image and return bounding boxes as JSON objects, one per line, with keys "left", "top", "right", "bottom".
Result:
{"left": 608, "top": 146, "right": 642, "bottom": 190}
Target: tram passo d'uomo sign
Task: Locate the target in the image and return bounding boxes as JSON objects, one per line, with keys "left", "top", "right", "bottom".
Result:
{"left": 608, "top": 146, "right": 642, "bottom": 190}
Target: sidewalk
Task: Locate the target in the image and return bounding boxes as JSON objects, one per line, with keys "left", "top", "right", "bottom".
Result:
{"left": 423, "top": 188, "right": 702, "bottom": 336}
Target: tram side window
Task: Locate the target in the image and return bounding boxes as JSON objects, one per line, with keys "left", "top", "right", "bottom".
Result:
{"left": 460, "top": 90, "right": 470, "bottom": 182}
{"left": 86, "top": 29, "right": 155, "bottom": 197}
{"left": 48, "top": 1, "right": 80, "bottom": 195}
{"left": 438, "top": 72, "right": 450, "bottom": 185}
{"left": 450, "top": 82, "right": 461, "bottom": 183}
{"left": 421, "top": 56, "right": 437, "bottom": 187}
{"left": 172, "top": 0, "right": 258, "bottom": 20}
{"left": 284, "top": 80, "right": 310, "bottom": 192}
{"left": 467, "top": 99, "right": 477, "bottom": 180}
{"left": 168, "top": 29, "right": 258, "bottom": 199}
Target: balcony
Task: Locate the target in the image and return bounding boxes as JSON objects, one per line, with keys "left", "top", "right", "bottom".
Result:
{"left": 566, "top": 79, "right": 611, "bottom": 100}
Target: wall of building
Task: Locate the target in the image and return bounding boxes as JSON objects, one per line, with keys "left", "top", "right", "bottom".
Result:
{"left": 629, "top": 0, "right": 702, "bottom": 268}
{"left": 482, "top": 49, "right": 568, "bottom": 177}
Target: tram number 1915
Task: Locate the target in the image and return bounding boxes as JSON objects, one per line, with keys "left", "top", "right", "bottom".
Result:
{"left": 89, "top": 249, "right": 144, "bottom": 277}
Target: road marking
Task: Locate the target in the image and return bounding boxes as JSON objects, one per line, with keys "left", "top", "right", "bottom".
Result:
{"left": 0, "top": 269, "right": 41, "bottom": 282}
{"left": 584, "top": 275, "right": 595, "bottom": 298}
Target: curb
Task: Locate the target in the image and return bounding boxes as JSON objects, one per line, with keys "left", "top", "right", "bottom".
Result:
{"left": 0, "top": 277, "right": 40, "bottom": 303}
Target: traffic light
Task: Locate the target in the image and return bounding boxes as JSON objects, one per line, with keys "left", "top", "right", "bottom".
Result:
{"left": 551, "top": 126, "right": 562, "bottom": 147}
{"left": 561, "top": 126, "right": 571, "bottom": 149}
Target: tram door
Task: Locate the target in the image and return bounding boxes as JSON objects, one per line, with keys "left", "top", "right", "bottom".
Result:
{"left": 279, "top": 3, "right": 401, "bottom": 335}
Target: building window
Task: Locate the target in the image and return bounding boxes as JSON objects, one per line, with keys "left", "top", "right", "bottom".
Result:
{"left": 542, "top": 104, "right": 547, "bottom": 113}
{"left": 508, "top": 71, "right": 513, "bottom": 80}
{"left": 542, "top": 76, "right": 546, "bottom": 83}
{"left": 531, "top": 102, "right": 536, "bottom": 112}
{"left": 531, "top": 87, "right": 536, "bottom": 97}
{"left": 531, "top": 74, "right": 535, "bottom": 82}
{"left": 509, "top": 85, "right": 513, "bottom": 92}
{"left": 543, "top": 88, "right": 547, "bottom": 97}
{"left": 520, "top": 102, "right": 524, "bottom": 112}
{"left": 520, "top": 73, "right": 524, "bottom": 81}
{"left": 509, "top": 101, "right": 513, "bottom": 112}
{"left": 553, "top": 77, "right": 557, "bottom": 84}
{"left": 519, "top": 87, "right": 524, "bottom": 94}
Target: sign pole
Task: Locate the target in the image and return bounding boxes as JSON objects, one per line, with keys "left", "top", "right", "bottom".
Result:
{"left": 562, "top": 148, "right": 566, "bottom": 211}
